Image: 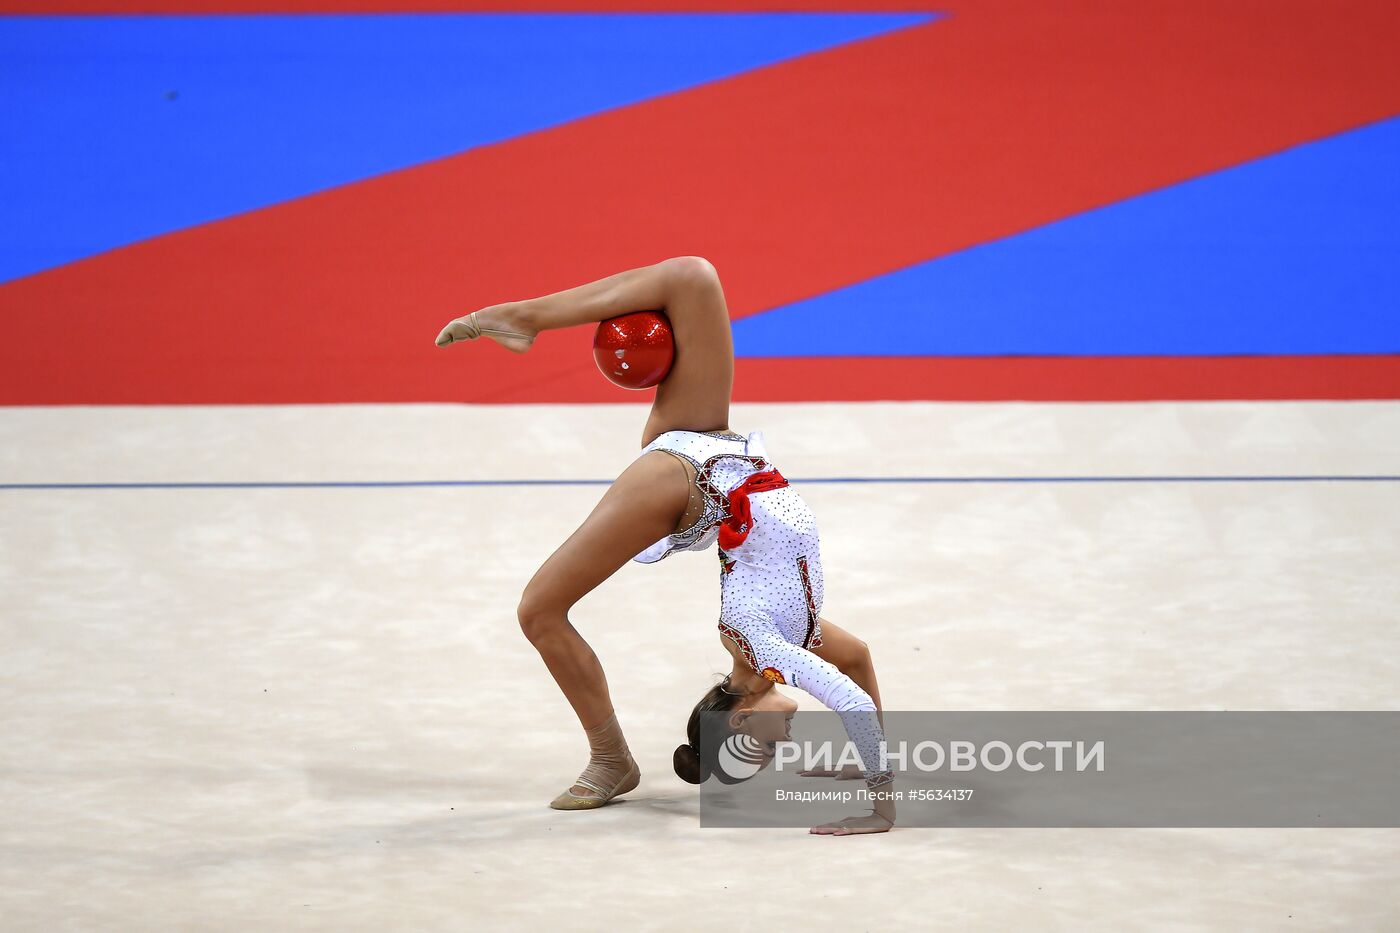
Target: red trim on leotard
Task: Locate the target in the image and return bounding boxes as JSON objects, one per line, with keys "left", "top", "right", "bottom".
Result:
{"left": 797, "top": 555, "right": 821, "bottom": 649}
{"left": 718, "top": 620, "right": 758, "bottom": 672}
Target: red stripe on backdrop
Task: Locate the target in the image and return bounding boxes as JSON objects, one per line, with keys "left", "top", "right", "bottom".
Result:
{"left": 3, "top": 1, "right": 1399, "bottom": 404}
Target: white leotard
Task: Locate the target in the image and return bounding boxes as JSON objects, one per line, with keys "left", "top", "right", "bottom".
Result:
{"left": 634, "top": 429, "right": 891, "bottom": 787}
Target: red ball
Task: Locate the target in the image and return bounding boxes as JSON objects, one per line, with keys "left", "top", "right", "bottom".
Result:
{"left": 593, "top": 310, "right": 675, "bottom": 390}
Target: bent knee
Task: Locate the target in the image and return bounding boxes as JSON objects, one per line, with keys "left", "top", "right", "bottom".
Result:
{"left": 516, "top": 592, "right": 564, "bottom": 645}
{"left": 661, "top": 255, "right": 721, "bottom": 293}
{"left": 824, "top": 634, "right": 872, "bottom": 671}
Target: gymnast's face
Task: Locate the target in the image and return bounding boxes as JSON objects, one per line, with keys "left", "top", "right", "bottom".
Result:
{"left": 729, "top": 685, "right": 798, "bottom": 763}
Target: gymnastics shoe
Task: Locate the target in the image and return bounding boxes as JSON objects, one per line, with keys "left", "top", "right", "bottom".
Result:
{"left": 434, "top": 310, "right": 534, "bottom": 351}
{"left": 548, "top": 713, "right": 641, "bottom": 810}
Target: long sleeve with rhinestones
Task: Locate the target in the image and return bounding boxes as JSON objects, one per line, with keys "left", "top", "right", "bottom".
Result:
{"left": 740, "top": 623, "right": 890, "bottom": 786}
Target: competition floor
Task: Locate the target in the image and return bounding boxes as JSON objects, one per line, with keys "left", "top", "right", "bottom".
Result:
{"left": 3, "top": 400, "right": 1399, "bottom": 930}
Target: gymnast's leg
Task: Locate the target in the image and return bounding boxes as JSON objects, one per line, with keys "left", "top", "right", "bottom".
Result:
{"left": 517, "top": 452, "right": 687, "bottom": 807}
{"left": 437, "top": 255, "right": 735, "bottom": 446}
{"left": 444, "top": 257, "right": 737, "bottom": 806}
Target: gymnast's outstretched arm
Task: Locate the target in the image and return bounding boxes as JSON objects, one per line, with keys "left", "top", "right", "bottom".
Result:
{"left": 722, "top": 621, "right": 896, "bottom": 834}
{"left": 793, "top": 618, "right": 889, "bottom": 783}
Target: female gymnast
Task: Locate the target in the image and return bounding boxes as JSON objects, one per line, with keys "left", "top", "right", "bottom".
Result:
{"left": 436, "top": 256, "right": 895, "bottom": 835}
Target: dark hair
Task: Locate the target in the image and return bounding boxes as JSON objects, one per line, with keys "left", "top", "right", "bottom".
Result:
{"left": 673, "top": 676, "right": 743, "bottom": 784}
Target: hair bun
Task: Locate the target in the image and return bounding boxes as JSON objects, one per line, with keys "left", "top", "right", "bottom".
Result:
{"left": 673, "top": 743, "right": 709, "bottom": 784}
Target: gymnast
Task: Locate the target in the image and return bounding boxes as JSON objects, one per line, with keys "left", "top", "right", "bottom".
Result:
{"left": 436, "top": 257, "right": 894, "bottom": 835}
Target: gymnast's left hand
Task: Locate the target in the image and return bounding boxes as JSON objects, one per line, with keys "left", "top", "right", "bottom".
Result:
{"left": 797, "top": 764, "right": 866, "bottom": 781}
{"left": 809, "top": 812, "right": 894, "bottom": 836}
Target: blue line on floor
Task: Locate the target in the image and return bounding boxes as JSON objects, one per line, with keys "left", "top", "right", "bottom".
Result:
{"left": 2, "top": 476, "right": 1399, "bottom": 490}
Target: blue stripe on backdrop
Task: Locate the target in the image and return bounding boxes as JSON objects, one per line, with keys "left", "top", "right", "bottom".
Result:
{"left": 733, "top": 116, "right": 1400, "bottom": 357}
{"left": 0, "top": 12, "right": 931, "bottom": 283}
